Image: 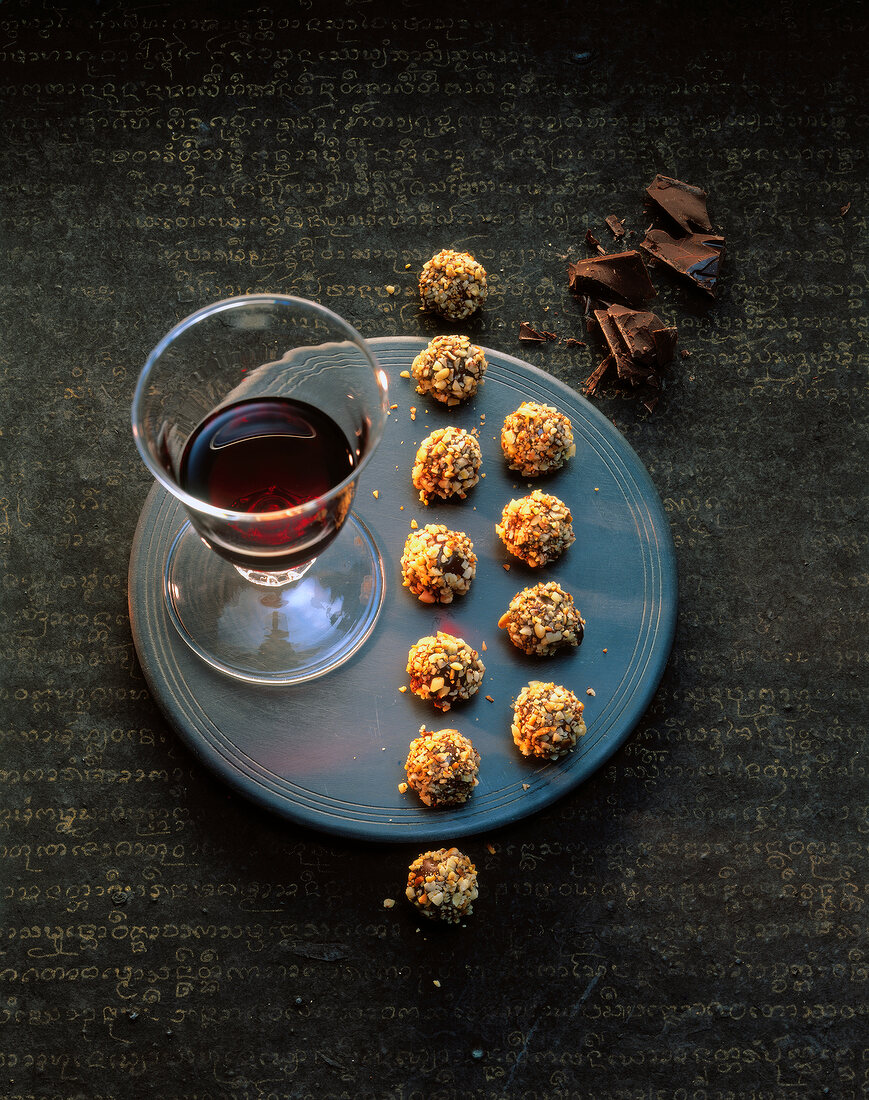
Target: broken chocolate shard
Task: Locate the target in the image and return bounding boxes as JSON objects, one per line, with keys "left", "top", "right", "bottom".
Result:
{"left": 602, "top": 304, "right": 677, "bottom": 368}
{"left": 593, "top": 308, "right": 664, "bottom": 388}
{"left": 640, "top": 388, "right": 660, "bottom": 414}
{"left": 585, "top": 229, "right": 606, "bottom": 255}
{"left": 650, "top": 326, "right": 678, "bottom": 365}
{"left": 605, "top": 215, "right": 626, "bottom": 238}
{"left": 840, "top": 201, "right": 851, "bottom": 217}
{"left": 518, "top": 322, "right": 548, "bottom": 342}
{"left": 567, "top": 250, "right": 657, "bottom": 306}
{"left": 641, "top": 229, "right": 725, "bottom": 297}
{"left": 645, "top": 174, "right": 714, "bottom": 234}
{"left": 593, "top": 309, "right": 634, "bottom": 376}
{"left": 608, "top": 305, "right": 657, "bottom": 365}
{"left": 564, "top": 338, "right": 586, "bottom": 348}
{"left": 585, "top": 353, "right": 615, "bottom": 396}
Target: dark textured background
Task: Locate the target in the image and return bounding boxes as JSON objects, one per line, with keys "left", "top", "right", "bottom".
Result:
{"left": 2, "top": 1, "right": 867, "bottom": 1097}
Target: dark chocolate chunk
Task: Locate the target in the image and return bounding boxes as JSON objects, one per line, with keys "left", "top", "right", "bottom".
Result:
{"left": 605, "top": 215, "right": 626, "bottom": 238}
{"left": 593, "top": 309, "right": 638, "bottom": 380}
{"left": 518, "top": 322, "right": 547, "bottom": 342}
{"left": 645, "top": 174, "right": 714, "bottom": 234}
{"left": 650, "top": 326, "right": 678, "bottom": 365}
{"left": 598, "top": 305, "right": 677, "bottom": 369}
{"left": 641, "top": 230, "right": 725, "bottom": 297}
{"left": 585, "top": 229, "right": 606, "bottom": 255}
{"left": 587, "top": 303, "right": 676, "bottom": 408}
{"left": 608, "top": 305, "right": 659, "bottom": 365}
{"left": 567, "top": 250, "right": 656, "bottom": 306}
{"left": 564, "top": 338, "right": 586, "bottom": 348}
{"left": 584, "top": 354, "right": 615, "bottom": 396}
{"left": 840, "top": 201, "right": 851, "bottom": 216}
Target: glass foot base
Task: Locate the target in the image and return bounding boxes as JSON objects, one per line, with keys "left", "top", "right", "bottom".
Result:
{"left": 163, "top": 514, "right": 385, "bottom": 684}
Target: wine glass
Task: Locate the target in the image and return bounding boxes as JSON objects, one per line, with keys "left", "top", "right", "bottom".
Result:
{"left": 131, "top": 294, "right": 390, "bottom": 684}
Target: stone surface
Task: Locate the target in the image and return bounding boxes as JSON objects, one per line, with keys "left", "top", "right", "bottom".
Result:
{"left": 1, "top": 1, "right": 866, "bottom": 1096}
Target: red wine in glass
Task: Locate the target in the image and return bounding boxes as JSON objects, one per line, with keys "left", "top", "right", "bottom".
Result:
{"left": 180, "top": 396, "right": 356, "bottom": 570}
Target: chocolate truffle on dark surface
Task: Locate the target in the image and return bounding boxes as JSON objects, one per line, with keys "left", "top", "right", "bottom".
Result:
{"left": 405, "top": 848, "right": 478, "bottom": 923}
{"left": 418, "top": 249, "right": 488, "bottom": 321}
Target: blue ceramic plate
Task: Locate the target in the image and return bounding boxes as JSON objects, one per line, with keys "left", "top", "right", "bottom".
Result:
{"left": 128, "top": 338, "right": 677, "bottom": 842}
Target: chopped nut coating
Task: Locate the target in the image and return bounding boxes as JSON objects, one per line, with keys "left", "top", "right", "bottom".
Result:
{"left": 403, "top": 728, "right": 480, "bottom": 807}
{"left": 418, "top": 249, "right": 488, "bottom": 321}
{"left": 499, "top": 581, "right": 585, "bottom": 656}
{"left": 412, "top": 426, "right": 482, "bottom": 505}
{"left": 501, "top": 401, "right": 575, "bottom": 476}
{"left": 511, "top": 680, "right": 586, "bottom": 760}
{"left": 496, "top": 489, "right": 575, "bottom": 567}
{"left": 405, "top": 847, "right": 478, "bottom": 923}
{"left": 407, "top": 631, "right": 485, "bottom": 711}
{"left": 411, "top": 334, "right": 487, "bottom": 406}
{"left": 401, "top": 523, "right": 477, "bottom": 604}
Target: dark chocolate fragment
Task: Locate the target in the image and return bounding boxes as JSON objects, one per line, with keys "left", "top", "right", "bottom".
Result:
{"left": 650, "top": 326, "right": 678, "bottom": 365}
{"left": 584, "top": 354, "right": 615, "bottom": 396}
{"left": 608, "top": 305, "right": 659, "bottom": 365}
{"left": 639, "top": 388, "right": 660, "bottom": 414}
{"left": 641, "top": 230, "right": 725, "bottom": 297}
{"left": 519, "top": 322, "right": 547, "bottom": 342}
{"left": 598, "top": 305, "right": 677, "bottom": 370}
{"left": 564, "top": 338, "right": 586, "bottom": 348}
{"left": 586, "top": 303, "right": 676, "bottom": 408}
{"left": 518, "top": 322, "right": 558, "bottom": 343}
{"left": 840, "top": 201, "right": 851, "bottom": 217}
{"left": 605, "top": 215, "right": 626, "bottom": 239}
{"left": 567, "top": 250, "right": 656, "bottom": 306}
{"left": 593, "top": 309, "right": 641, "bottom": 382}
{"left": 645, "top": 174, "right": 714, "bottom": 234}
{"left": 585, "top": 229, "right": 606, "bottom": 255}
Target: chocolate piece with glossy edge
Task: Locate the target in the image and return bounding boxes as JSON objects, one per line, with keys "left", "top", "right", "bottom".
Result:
{"left": 640, "top": 229, "right": 726, "bottom": 297}
{"left": 567, "top": 249, "right": 656, "bottom": 306}
{"left": 645, "top": 174, "right": 714, "bottom": 234}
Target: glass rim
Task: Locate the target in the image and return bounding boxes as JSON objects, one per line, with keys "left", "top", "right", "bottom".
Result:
{"left": 131, "top": 293, "right": 390, "bottom": 523}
